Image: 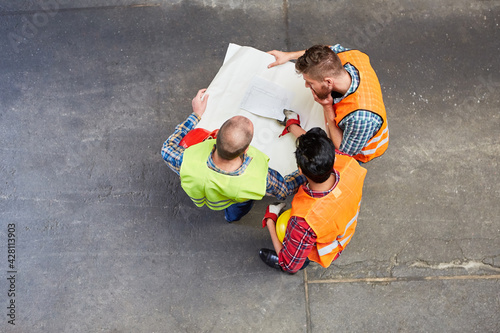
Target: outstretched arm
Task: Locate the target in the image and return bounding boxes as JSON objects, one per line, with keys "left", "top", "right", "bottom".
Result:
{"left": 161, "top": 89, "right": 209, "bottom": 175}
{"left": 287, "top": 124, "right": 306, "bottom": 138}
{"left": 192, "top": 88, "right": 209, "bottom": 117}
{"left": 266, "top": 168, "right": 306, "bottom": 200}
{"left": 267, "top": 49, "right": 306, "bottom": 68}
{"left": 161, "top": 114, "right": 199, "bottom": 175}
{"left": 268, "top": 45, "right": 346, "bottom": 68}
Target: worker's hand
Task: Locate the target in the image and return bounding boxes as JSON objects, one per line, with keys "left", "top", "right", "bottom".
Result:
{"left": 311, "top": 88, "right": 334, "bottom": 107}
{"left": 192, "top": 88, "right": 209, "bottom": 117}
{"left": 279, "top": 109, "right": 301, "bottom": 137}
{"left": 267, "top": 50, "right": 293, "bottom": 69}
{"left": 262, "top": 202, "right": 286, "bottom": 228}
{"left": 311, "top": 90, "right": 336, "bottom": 122}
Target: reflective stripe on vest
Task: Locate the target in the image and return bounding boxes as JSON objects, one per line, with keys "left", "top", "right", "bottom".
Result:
{"left": 317, "top": 202, "right": 360, "bottom": 257}
{"left": 290, "top": 154, "right": 366, "bottom": 267}
{"left": 180, "top": 139, "right": 269, "bottom": 210}
{"left": 188, "top": 196, "right": 236, "bottom": 209}
{"left": 335, "top": 50, "right": 389, "bottom": 162}
{"left": 359, "top": 127, "right": 389, "bottom": 156}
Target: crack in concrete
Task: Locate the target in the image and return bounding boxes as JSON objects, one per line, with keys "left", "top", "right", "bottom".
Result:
{"left": 387, "top": 253, "right": 398, "bottom": 277}
{"left": 410, "top": 259, "right": 500, "bottom": 272}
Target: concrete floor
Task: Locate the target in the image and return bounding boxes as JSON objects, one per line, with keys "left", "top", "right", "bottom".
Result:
{"left": 1, "top": 0, "right": 499, "bottom": 332}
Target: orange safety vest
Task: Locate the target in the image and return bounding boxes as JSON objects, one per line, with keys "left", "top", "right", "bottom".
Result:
{"left": 332, "top": 50, "right": 389, "bottom": 162}
{"left": 290, "top": 154, "right": 366, "bottom": 267}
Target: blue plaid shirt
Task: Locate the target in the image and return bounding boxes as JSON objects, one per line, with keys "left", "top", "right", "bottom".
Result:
{"left": 330, "top": 44, "right": 383, "bottom": 156}
{"left": 161, "top": 113, "right": 306, "bottom": 200}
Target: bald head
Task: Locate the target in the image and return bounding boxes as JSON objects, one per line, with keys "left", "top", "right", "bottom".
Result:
{"left": 216, "top": 116, "right": 254, "bottom": 160}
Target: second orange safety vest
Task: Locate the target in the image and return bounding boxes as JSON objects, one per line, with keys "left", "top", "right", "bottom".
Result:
{"left": 332, "top": 50, "right": 389, "bottom": 162}
{"left": 290, "top": 154, "right": 367, "bottom": 267}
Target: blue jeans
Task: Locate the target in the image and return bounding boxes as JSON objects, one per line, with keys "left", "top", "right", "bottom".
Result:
{"left": 224, "top": 200, "right": 254, "bottom": 222}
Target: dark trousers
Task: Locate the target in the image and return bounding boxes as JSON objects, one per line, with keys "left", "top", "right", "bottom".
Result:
{"left": 224, "top": 200, "right": 254, "bottom": 222}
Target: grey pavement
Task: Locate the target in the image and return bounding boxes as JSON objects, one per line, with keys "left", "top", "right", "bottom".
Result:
{"left": 1, "top": 0, "right": 499, "bottom": 332}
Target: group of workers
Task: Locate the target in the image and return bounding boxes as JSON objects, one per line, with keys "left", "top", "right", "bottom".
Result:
{"left": 162, "top": 44, "right": 389, "bottom": 274}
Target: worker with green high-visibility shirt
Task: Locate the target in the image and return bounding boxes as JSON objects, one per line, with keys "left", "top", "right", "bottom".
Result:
{"left": 161, "top": 88, "right": 306, "bottom": 222}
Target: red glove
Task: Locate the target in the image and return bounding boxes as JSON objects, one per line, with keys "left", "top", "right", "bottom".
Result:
{"left": 262, "top": 202, "right": 286, "bottom": 228}
{"left": 279, "top": 110, "right": 301, "bottom": 137}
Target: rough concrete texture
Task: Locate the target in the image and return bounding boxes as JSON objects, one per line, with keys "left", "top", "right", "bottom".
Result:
{"left": 0, "top": 0, "right": 499, "bottom": 332}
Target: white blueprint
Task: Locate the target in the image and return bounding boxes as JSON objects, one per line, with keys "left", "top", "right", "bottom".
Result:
{"left": 240, "top": 75, "right": 293, "bottom": 121}
{"left": 197, "top": 43, "right": 325, "bottom": 176}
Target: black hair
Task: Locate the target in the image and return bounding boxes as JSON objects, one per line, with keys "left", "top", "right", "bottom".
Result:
{"left": 295, "top": 127, "right": 335, "bottom": 183}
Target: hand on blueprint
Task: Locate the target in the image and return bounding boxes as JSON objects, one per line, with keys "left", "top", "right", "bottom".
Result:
{"left": 267, "top": 50, "right": 304, "bottom": 68}
{"left": 192, "top": 88, "right": 209, "bottom": 117}
{"left": 279, "top": 109, "right": 301, "bottom": 137}
{"left": 283, "top": 109, "right": 301, "bottom": 126}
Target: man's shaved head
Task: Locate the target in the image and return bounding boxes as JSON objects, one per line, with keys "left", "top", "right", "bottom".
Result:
{"left": 216, "top": 116, "right": 254, "bottom": 160}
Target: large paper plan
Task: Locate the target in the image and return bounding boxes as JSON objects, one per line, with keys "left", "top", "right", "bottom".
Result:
{"left": 197, "top": 43, "right": 325, "bottom": 175}
{"left": 240, "top": 75, "right": 293, "bottom": 121}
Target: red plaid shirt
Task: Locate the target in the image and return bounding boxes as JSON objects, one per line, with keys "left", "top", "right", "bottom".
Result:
{"left": 278, "top": 169, "right": 343, "bottom": 273}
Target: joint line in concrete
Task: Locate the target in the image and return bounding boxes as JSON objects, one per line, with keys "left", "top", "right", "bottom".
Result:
{"left": 307, "top": 274, "right": 500, "bottom": 284}
{"left": 0, "top": 3, "right": 160, "bottom": 17}
{"left": 303, "top": 269, "right": 312, "bottom": 333}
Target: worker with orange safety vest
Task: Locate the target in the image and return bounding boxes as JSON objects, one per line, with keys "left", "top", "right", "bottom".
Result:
{"left": 268, "top": 44, "right": 389, "bottom": 163}
{"left": 161, "top": 89, "right": 306, "bottom": 222}
{"left": 260, "top": 127, "right": 366, "bottom": 273}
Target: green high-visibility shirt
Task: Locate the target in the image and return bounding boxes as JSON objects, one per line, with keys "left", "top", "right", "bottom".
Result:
{"left": 180, "top": 139, "right": 269, "bottom": 210}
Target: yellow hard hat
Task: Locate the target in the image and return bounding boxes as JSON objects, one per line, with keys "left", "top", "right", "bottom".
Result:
{"left": 276, "top": 209, "right": 291, "bottom": 243}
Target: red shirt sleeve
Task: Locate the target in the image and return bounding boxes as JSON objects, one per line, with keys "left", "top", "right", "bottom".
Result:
{"left": 278, "top": 215, "right": 317, "bottom": 273}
